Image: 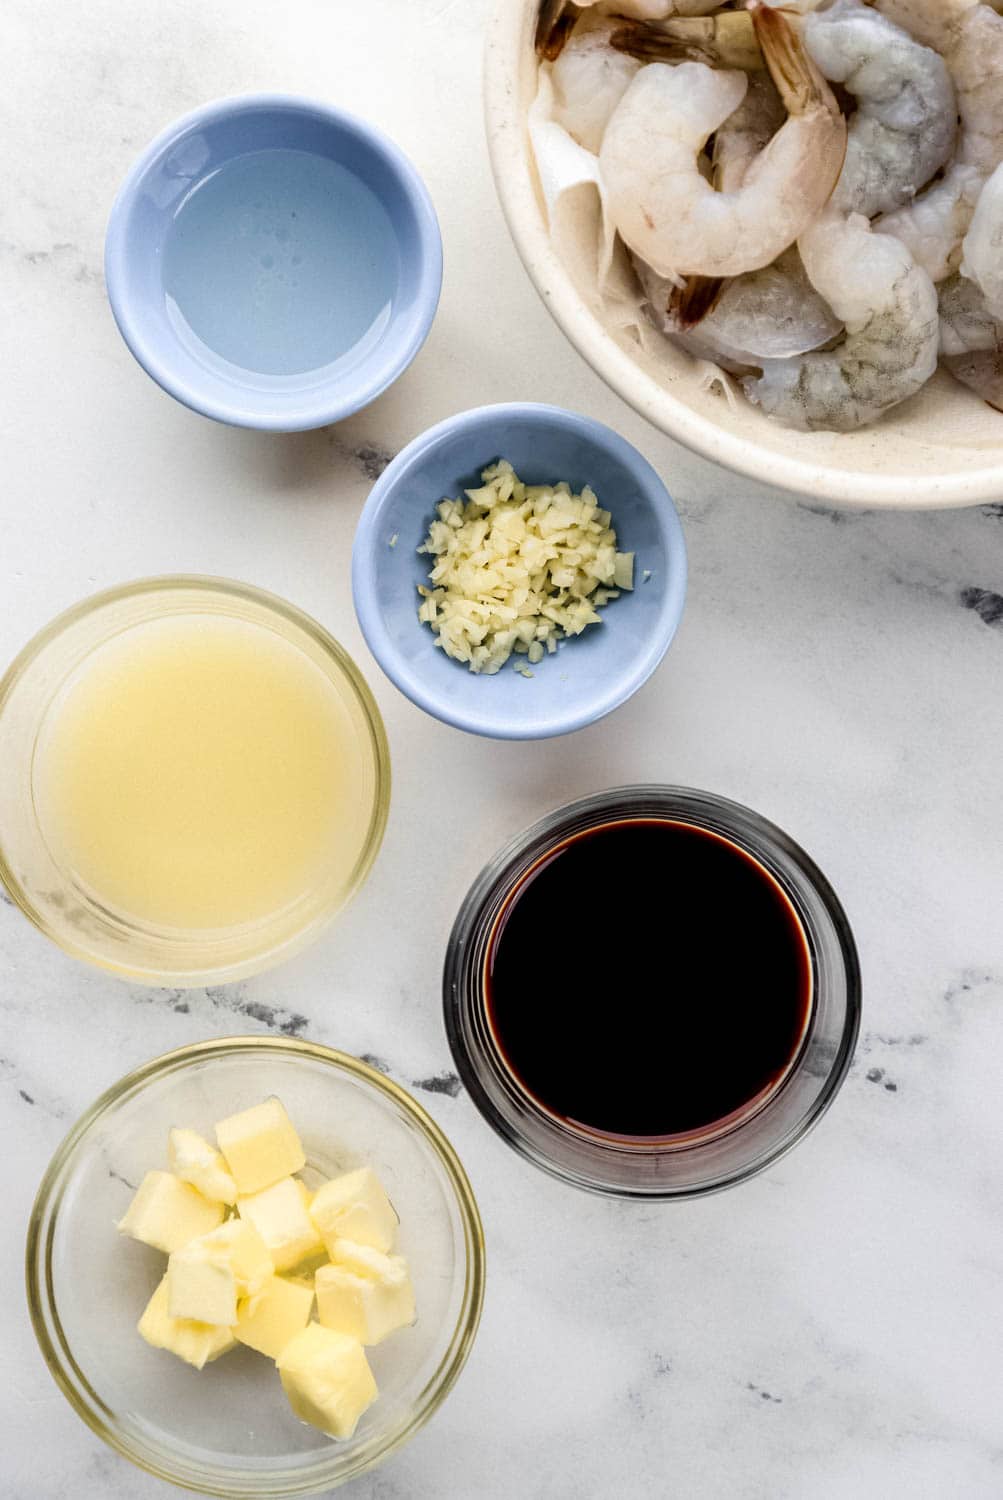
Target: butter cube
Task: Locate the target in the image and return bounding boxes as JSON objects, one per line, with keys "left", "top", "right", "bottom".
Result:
{"left": 215, "top": 1097, "right": 306, "bottom": 1195}
{"left": 138, "top": 1275, "right": 236, "bottom": 1370}
{"left": 238, "top": 1177, "right": 324, "bottom": 1272}
{"left": 309, "top": 1168, "right": 397, "bottom": 1255}
{"left": 317, "top": 1241, "right": 415, "bottom": 1345}
{"left": 117, "top": 1170, "right": 225, "bottom": 1254}
{"left": 189, "top": 1219, "right": 275, "bottom": 1302}
{"left": 168, "top": 1249, "right": 236, "bottom": 1327}
{"left": 168, "top": 1127, "right": 237, "bottom": 1205}
{"left": 277, "top": 1323, "right": 377, "bottom": 1439}
{"left": 235, "top": 1275, "right": 314, "bottom": 1359}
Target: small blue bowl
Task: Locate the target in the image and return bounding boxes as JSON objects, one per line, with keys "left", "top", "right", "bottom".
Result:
{"left": 105, "top": 94, "right": 442, "bottom": 430}
{"left": 352, "top": 404, "right": 687, "bottom": 739}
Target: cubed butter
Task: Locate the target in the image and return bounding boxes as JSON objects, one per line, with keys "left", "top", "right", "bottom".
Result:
{"left": 191, "top": 1218, "right": 275, "bottom": 1302}
{"left": 117, "top": 1169, "right": 225, "bottom": 1254}
{"left": 168, "top": 1244, "right": 237, "bottom": 1326}
{"left": 309, "top": 1168, "right": 397, "bottom": 1255}
{"left": 317, "top": 1241, "right": 415, "bottom": 1345}
{"left": 168, "top": 1127, "right": 237, "bottom": 1205}
{"left": 277, "top": 1323, "right": 377, "bottom": 1439}
{"left": 238, "top": 1176, "right": 324, "bottom": 1272}
{"left": 235, "top": 1275, "right": 314, "bottom": 1359}
{"left": 215, "top": 1097, "right": 305, "bottom": 1195}
{"left": 138, "top": 1275, "right": 236, "bottom": 1369}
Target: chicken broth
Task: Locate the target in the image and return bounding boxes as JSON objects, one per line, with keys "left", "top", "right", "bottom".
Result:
{"left": 34, "top": 613, "right": 369, "bottom": 931}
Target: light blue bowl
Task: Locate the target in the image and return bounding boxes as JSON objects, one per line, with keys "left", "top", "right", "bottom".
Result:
{"left": 352, "top": 404, "right": 687, "bottom": 740}
{"left": 104, "top": 94, "right": 442, "bottom": 431}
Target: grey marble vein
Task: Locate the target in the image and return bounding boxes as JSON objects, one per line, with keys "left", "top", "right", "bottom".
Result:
{"left": 960, "top": 586, "right": 1003, "bottom": 627}
{"left": 411, "top": 1070, "right": 463, "bottom": 1098}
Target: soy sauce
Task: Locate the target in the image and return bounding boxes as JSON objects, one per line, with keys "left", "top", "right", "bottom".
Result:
{"left": 485, "top": 820, "right": 812, "bottom": 1139}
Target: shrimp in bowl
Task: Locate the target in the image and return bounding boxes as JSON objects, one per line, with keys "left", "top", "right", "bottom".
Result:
{"left": 598, "top": 3, "right": 847, "bottom": 279}
{"left": 525, "top": 0, "right": 1003, "bottom": 437}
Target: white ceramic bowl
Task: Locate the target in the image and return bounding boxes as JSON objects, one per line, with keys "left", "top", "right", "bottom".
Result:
{"left": 484, "top": 1, "right": 1003, "bottom": 510}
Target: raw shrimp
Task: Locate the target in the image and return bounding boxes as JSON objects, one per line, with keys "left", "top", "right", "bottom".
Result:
{"left": 938, "top": 272, "right": 1003, "bottom": 409}
{"left": 961, "top": 161, "right": 1003, "bottom": 316}
{"left": 667, "top": 73, "right": 786, "bottom": 328}
{"left": 940, "top": 272, "right": 999, "bottom": 358}
{"left": 535, "top": 0, "right": 719, "bottom": 58}
{"left": 546, "top": 7, "right": 753, "bottom": 157}
{"left": 937, "top": 161, "right": 1003, "bottom": 406}
{"left": 551, "top": 21, "right": 640, "bottom": 152}
{"left": 666, "top": 72, "right": 787, "bottom": 327}
{"left": 868, "top": 0, "right": 980, "bottom": 57}
{"left": 950, "top": 4, "right": 1003, "bottom": 174}
{"left": 872, "top": 1, "right": 1003, "bottom": 275}
{"left": 614, "top": 27, "right": 784, "bottom": 327}
{"left": 636, "top": 248, "right": 843, "bottom": 364}
{"left": 713, "top": 71, "right": 786, "bottom": 192}
{"left": 804, "top": 0, "right": 956, "bottom": 217}
{"left": 871, "top": 3, "right": 1003, "bottom": 172}
{"left": 876, "top": 164, "right": 984, "bottom": 282}
{"left": 598, "top": 4, "right": 846, "bottom": 279}
{"left": 742, "top": 214, "right": 939, "bottom": 431}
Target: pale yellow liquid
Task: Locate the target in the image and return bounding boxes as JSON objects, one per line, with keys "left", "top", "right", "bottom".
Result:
{"left": 35, "top": 614, "right": 370, "bottom": 930}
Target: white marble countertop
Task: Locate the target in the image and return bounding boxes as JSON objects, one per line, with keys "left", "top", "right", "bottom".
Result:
{"left": 3, "top": 1, "right": 1002, "bottom": 1496}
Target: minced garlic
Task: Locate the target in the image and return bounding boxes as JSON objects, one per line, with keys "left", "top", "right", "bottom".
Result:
{"left": 416, "top": 460, "right": 633, "bottom": 674}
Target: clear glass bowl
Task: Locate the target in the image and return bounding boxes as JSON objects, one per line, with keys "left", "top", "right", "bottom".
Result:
{"left": 26, "top": 1038, "right": 485, "bottom": 1497}
{"left": 0, "top": 577, "right": 390, "bottom": 985}
{"left": 444, "top": 786, "right": 861, "bottom": 1199}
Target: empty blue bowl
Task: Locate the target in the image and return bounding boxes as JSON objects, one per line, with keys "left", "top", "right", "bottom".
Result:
{"left": 352, "top": 404, "right": 687, "bottom": 739}
{"left": 105, "top": 94, "right": 442, "bottom": 430}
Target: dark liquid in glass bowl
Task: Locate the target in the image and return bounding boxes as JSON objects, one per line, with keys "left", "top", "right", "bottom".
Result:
{"left": 485, "top": 819, "right": 813, "bottom": 1140}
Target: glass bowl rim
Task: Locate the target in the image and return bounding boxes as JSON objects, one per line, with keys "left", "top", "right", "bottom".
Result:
{"left": 25, "top": 1034, "right": 486, "bottom": 1497}
{"left": 0, "top": 574, "right": 392, "bottom": 986}
{"left": 443, "top": 783, "right": 862, "bottom": 1200}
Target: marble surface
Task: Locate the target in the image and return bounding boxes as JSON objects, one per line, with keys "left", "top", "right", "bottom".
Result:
{"left": 2, "top": 1, "right": 1002, "bottom": 1496}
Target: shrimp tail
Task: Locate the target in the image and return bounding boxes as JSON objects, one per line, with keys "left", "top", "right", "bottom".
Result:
{"left": 536, "top": 0, "right": 581, "bottom": 61}
{"left": 748, "top": 0, "right": 842, "bottom": 125}
{"left": 610, "top": 15, "right": 764, "bottom": 72}
{"left": 671, "top": 275, "right": 727, "bottom": 329}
